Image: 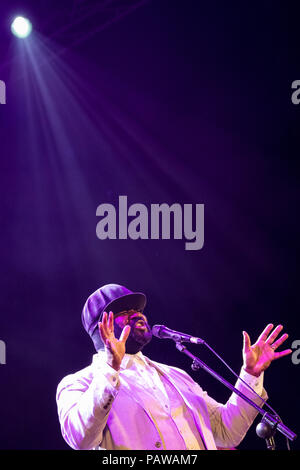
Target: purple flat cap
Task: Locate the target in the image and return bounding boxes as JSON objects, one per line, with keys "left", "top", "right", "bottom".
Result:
{"left": 82, "top": 283, "right": 147, "bottom": 337}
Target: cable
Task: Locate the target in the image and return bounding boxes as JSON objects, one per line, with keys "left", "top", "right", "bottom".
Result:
{"left": 202, "top": 341, "right": 291, "bottom": 449}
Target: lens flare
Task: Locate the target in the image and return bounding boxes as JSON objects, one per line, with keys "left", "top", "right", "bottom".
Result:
{"left": 11, "top": 16, "right": 32, "bottom": 38}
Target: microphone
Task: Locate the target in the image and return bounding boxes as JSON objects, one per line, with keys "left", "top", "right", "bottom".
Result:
{"left": 152, "top": 324, "right": 205, "bottom": 345}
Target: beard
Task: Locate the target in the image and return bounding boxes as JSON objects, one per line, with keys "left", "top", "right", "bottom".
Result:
{"left": 114, "top": 316, "right": 153, "bottom": 354}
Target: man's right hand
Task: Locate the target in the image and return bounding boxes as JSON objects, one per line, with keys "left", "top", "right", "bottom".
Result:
{"left": 98, "top": 311, "right": 131, "bottom": 371}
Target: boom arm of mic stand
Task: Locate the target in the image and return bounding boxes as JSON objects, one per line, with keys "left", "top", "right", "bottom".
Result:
{"left": 175, "top": 342, "right": 297, "bottom": 443}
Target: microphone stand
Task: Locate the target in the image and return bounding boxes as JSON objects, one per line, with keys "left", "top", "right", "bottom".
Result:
{"left": 174, "top": 341, "right": 297, "bottom": 449}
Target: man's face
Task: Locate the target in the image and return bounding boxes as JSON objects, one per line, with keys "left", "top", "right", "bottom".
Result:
{"left": 114, "top": 309, "right": 153, "bottom": 354}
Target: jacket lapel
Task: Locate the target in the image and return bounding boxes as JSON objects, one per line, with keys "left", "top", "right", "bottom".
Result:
{"left": 107, "top": 352, "right": 217, "bottom": 450}
{"left": 148, "top": 359, "right": 217, "bottom": 450}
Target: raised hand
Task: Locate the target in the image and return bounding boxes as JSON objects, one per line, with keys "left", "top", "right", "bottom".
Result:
{"left": 242, "top": 324, "right": 292, "bottom": 377}
{"left": 98, "top": 311, "right": 131, "bottom": 371}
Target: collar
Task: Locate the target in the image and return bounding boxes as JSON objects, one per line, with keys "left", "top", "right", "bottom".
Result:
{"left": 95, "top": 350, "right": 149, "bottom": 370}
{"left": 120, "top": 350, "right": 151, "bottom": 369}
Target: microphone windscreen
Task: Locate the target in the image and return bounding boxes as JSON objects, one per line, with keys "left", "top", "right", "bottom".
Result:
{"left": 152, "top": 325, "right": 163, "bottom": 338}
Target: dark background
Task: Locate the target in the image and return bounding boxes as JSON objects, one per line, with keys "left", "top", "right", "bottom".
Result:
{"left": 0, "top": 0, "right": 299, "bottom": 450}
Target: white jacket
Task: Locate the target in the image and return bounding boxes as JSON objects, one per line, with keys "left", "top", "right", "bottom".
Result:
{"left": 56, "top": 351, "right": 267, "bottom": 450}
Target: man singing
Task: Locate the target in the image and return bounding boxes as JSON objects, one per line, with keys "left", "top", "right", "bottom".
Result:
{"left": 56, "top": 283, "right": 291, "bottom": 450}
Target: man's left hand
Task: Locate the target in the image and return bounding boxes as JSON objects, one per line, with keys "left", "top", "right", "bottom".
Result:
{"left": 242, "top": 324, "right": 292, "bottom": 377}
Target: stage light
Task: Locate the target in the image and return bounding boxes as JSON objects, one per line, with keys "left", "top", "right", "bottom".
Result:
{"left": 11, "top": 16, "right": 32, "bottom": 38}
